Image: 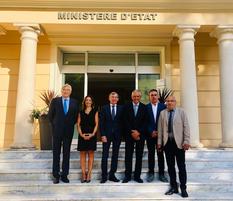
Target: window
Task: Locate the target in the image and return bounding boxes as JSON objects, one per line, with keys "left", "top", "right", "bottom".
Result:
{"left": 88, "top": 53, "right": 135, "bottom": 66}
{"left": 64, "top": 73, "right": 85, "bottom": 139}
{"left": 63, "top": 53, "right": 85, "bottom": 65}
{"left": 138, "top": 53, "right": 160, "bottom": 66}
{"left": 138, "top": 74, "right": 160, "bottom": 104}
{"left": 64, "top": 73, "right": 85, "bottom": 109}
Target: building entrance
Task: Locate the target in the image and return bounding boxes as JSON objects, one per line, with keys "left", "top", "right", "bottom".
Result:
{"left": 64, "top": 73, "right": 135, "bottom": 109}
{"left": 88, "top": 73, "right": 135, "bottom": 109}
{"left": 63, "top": 49, "right": 162, "bottom": 141}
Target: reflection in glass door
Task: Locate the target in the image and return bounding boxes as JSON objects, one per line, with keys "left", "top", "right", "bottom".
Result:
{"left": 138, "top": 74, "right": 160, "bottom": 103}
{"left": 64, "top": 73, "right": 161, "bottom": 107}
{"left": 64, "top": 73, "right": 84, "bottom": 140}
{"left": 65, "top": 74, "right": 84, "bottom": 109}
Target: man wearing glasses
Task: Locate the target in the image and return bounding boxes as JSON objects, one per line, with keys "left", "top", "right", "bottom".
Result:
{"left": 158, "top": 96, "right": 190, "bottom": 198}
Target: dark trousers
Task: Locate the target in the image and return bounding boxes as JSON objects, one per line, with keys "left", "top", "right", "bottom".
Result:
{"left": 52, "top": 134, "right": 73, "bottom": 178}
{"left": 101, "top": 137, "right": 121, "bottom": 179}
{"left": 125, "top": 138, "right": 145, "bottom": 179}
{"left": 146, "top": 137, "right": 165, "bottom": 175}
{"left": 164, "top": 138, "right": 187, "bottom": 190}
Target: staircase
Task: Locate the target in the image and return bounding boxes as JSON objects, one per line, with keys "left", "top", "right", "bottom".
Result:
{"left": 0, "top": 143, "right": 233, "bottom": 200}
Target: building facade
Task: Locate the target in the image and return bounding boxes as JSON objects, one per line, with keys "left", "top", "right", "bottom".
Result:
{"left": 1, "top": 0, "right": 233, "bottom": 149}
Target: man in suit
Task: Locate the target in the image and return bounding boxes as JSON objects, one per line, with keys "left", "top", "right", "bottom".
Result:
{"left": 48, "top": 84, "right": 78, "bottom": 184}
{"left": 146, "top": 89, "right": 168, "bottom": 182}
{"left": 100, "top": 92, "right": 123, "bottom": 183}
{"left": 158, "top": 96, "right": 190, "bottom": 198}
{"left": 122, "top": 90, "right": 147, "bottom": 183}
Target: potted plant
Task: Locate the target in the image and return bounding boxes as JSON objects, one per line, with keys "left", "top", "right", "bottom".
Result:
{"left": 31, "top": 90, "right": 58, "bottom": 150}
{"left": 158, "top": 88, "right": 174, "bottom": 103}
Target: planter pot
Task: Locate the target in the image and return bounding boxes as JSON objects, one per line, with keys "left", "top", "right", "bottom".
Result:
{"left": 38, "top": 115, "right": 52, "bottom": 150}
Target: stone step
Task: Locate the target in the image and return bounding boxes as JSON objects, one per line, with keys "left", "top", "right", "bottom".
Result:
{"left": 1, "top": 168, "right": 233, "bottom": 182}
{"left": 0, "top": 149, "right": 232, "bottom": 201}
{"left": 1, "top": 149, "right": 233, "bottom": 160}
{"left": 0, "top": 158, "right": 233, "bottom": 171}
{"left": 1, "top": 191, "right": 233, "bottom": 201}
{"left": 0, "top": 180, "right": 232, "bottom": 196}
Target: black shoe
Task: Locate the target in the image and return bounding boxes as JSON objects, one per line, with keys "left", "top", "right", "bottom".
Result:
{"left": 61, "top": 176, "right": 69, "bottom": 183}
{"left": 134, "top": 177, "right": 143, "bottom": 183}
{"left": 100, "top": 178, "right": 107, "bottom": 183}
{"left": 147, "top": 173, "right": 154, "bottom": 182}
{"left": 109, "top": 175, "right": 120, "bottom": 182}
{"left": 165, "top": 187, "right": 179, "bottom": 195}
{"left": 181, "top": 189, "right": 189, "bottom": 198}
{"left": 53, "top": 177, "right": 60, "bottom": 184}
{"left": 122, "top": 177, "right": 131, "bottom": 183}
{"left": 159, "top": 174, "right": 168, "bottom": 182}
{"left": 81, "top": 178, "right": 86, "bottom": 183}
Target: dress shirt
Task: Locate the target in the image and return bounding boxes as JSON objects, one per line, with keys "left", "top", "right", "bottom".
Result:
{"left": 151, "top": 103, "right": 158, "bottom": 123}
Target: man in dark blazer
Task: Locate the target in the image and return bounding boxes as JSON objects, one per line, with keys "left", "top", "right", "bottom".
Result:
{"left": 100, "top": 92, "right": 123, "bottom": 183}
{"left": 48, "top": 84, "right": 78, "bottom": 184}
{"left": 122, "top": 90, "right": 148, "bottom": 183}
{"left": 146, "top": 89, "right": 168, "bottom": 182}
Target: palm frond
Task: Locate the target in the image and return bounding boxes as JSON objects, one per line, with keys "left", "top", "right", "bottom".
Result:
{"left": 158, "top": 88, "right": 174, "bottom": 103}
{"left": 39, "top": 90, "right": 58, "bottom": 108}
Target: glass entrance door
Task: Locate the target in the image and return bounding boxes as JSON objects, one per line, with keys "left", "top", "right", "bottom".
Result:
{"left": 88, "top": 73, "right": 135, "bottom": 109}
{"left": 64, "top": 73, "right": 135, "bottom": 141}
{"left": 63, "top": 49, "right": 163, "bottom": 142}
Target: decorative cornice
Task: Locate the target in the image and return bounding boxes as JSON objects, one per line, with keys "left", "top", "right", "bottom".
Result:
{"left": 173, "top": 25, "right": 200, "bottom": 36}
{"left": 210, "top": 25, "right": 233, "bottom": 43}
{"left": 13, "top": 23, "right": 41, "bottom": 35}
{"left": 173, "top": 25, "right": 200, "bottom": 42}
{"left": 1, "top": 0, "right": 233, "bottom": 12}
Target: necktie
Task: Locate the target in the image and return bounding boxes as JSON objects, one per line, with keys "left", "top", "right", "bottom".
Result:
{"left": 111, "top": 105, "right": 115, "bottom": 120}
{"left": 134, "top": 104, "right": 138, "bottom": 116}
{"left": 64, "top": 99, "right": 68, "bottom": 115}
{"left": 168, "top": 110, "right": 173, "bottom": 133}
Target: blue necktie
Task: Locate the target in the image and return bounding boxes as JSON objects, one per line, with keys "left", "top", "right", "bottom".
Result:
{"left": 111, "top": 105, "right": 115, "bottom": 120}
{"left": 64, "top": 99, "right": 68, "bottom": 115}
{"left": 134, "top": 104, "right": 138, "bottom": 116}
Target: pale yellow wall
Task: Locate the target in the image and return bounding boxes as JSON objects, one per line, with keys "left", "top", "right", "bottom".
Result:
{"left": 0, "top": 31, "right": 20, "bottom": 148}
{"left": 0, "top": 27, "right": 222, "bottom": 149}
{"left": 0, "top": 30, "right": 51, "bottom": 149}
{"left": 170, "top": 33, "right": 221, "bottom": 147}
{"left": 33, "top": 40, "right": 51, "bottom": 149}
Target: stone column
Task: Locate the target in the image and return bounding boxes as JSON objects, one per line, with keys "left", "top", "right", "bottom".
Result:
{"left": 174, "top": 25, "right": 202, "bottom": 148}
{"left": 211, "top": 26, "right": 233, "bottom": 147}
{"left": 11, "top": 24, "right": 40, "bottom": 149}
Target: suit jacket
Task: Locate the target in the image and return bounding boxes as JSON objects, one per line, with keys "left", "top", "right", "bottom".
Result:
{"left": 48, "top": 97, "right": 78, "bottom": 138}
{"left": 146, "top": 102, "right": 166, "bottom": 137}
{"left": 123, "top": 102, "right": 148, "bottom": 141}
{"left": 158, "top": 107, "right": 190, "bottom": 149}
{"left": 100, "top": 104, "right": 123, "bottom": 140}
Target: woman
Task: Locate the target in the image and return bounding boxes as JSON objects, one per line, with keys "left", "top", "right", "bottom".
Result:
{"left": 77, "top": 95, "right": 98, "bottom": 183}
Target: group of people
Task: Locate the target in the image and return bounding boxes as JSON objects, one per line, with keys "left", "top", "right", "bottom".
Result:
{"left": 48, "top": 84, "right": 190, "bottom": 198}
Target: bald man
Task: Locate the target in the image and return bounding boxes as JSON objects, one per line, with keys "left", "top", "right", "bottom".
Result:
{"left": 158, "top": 96, "right": 190, "bottom": 198}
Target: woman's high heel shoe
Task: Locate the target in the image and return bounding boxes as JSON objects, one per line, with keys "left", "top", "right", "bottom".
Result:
{"left": 86, "top": 173, "right": 91, "bottom": 183}
{"left": 81, "top": 173, "right": 86, "bottom": 183}
{"left": 81, "top": 178, "right": 86, "bottom": 183}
